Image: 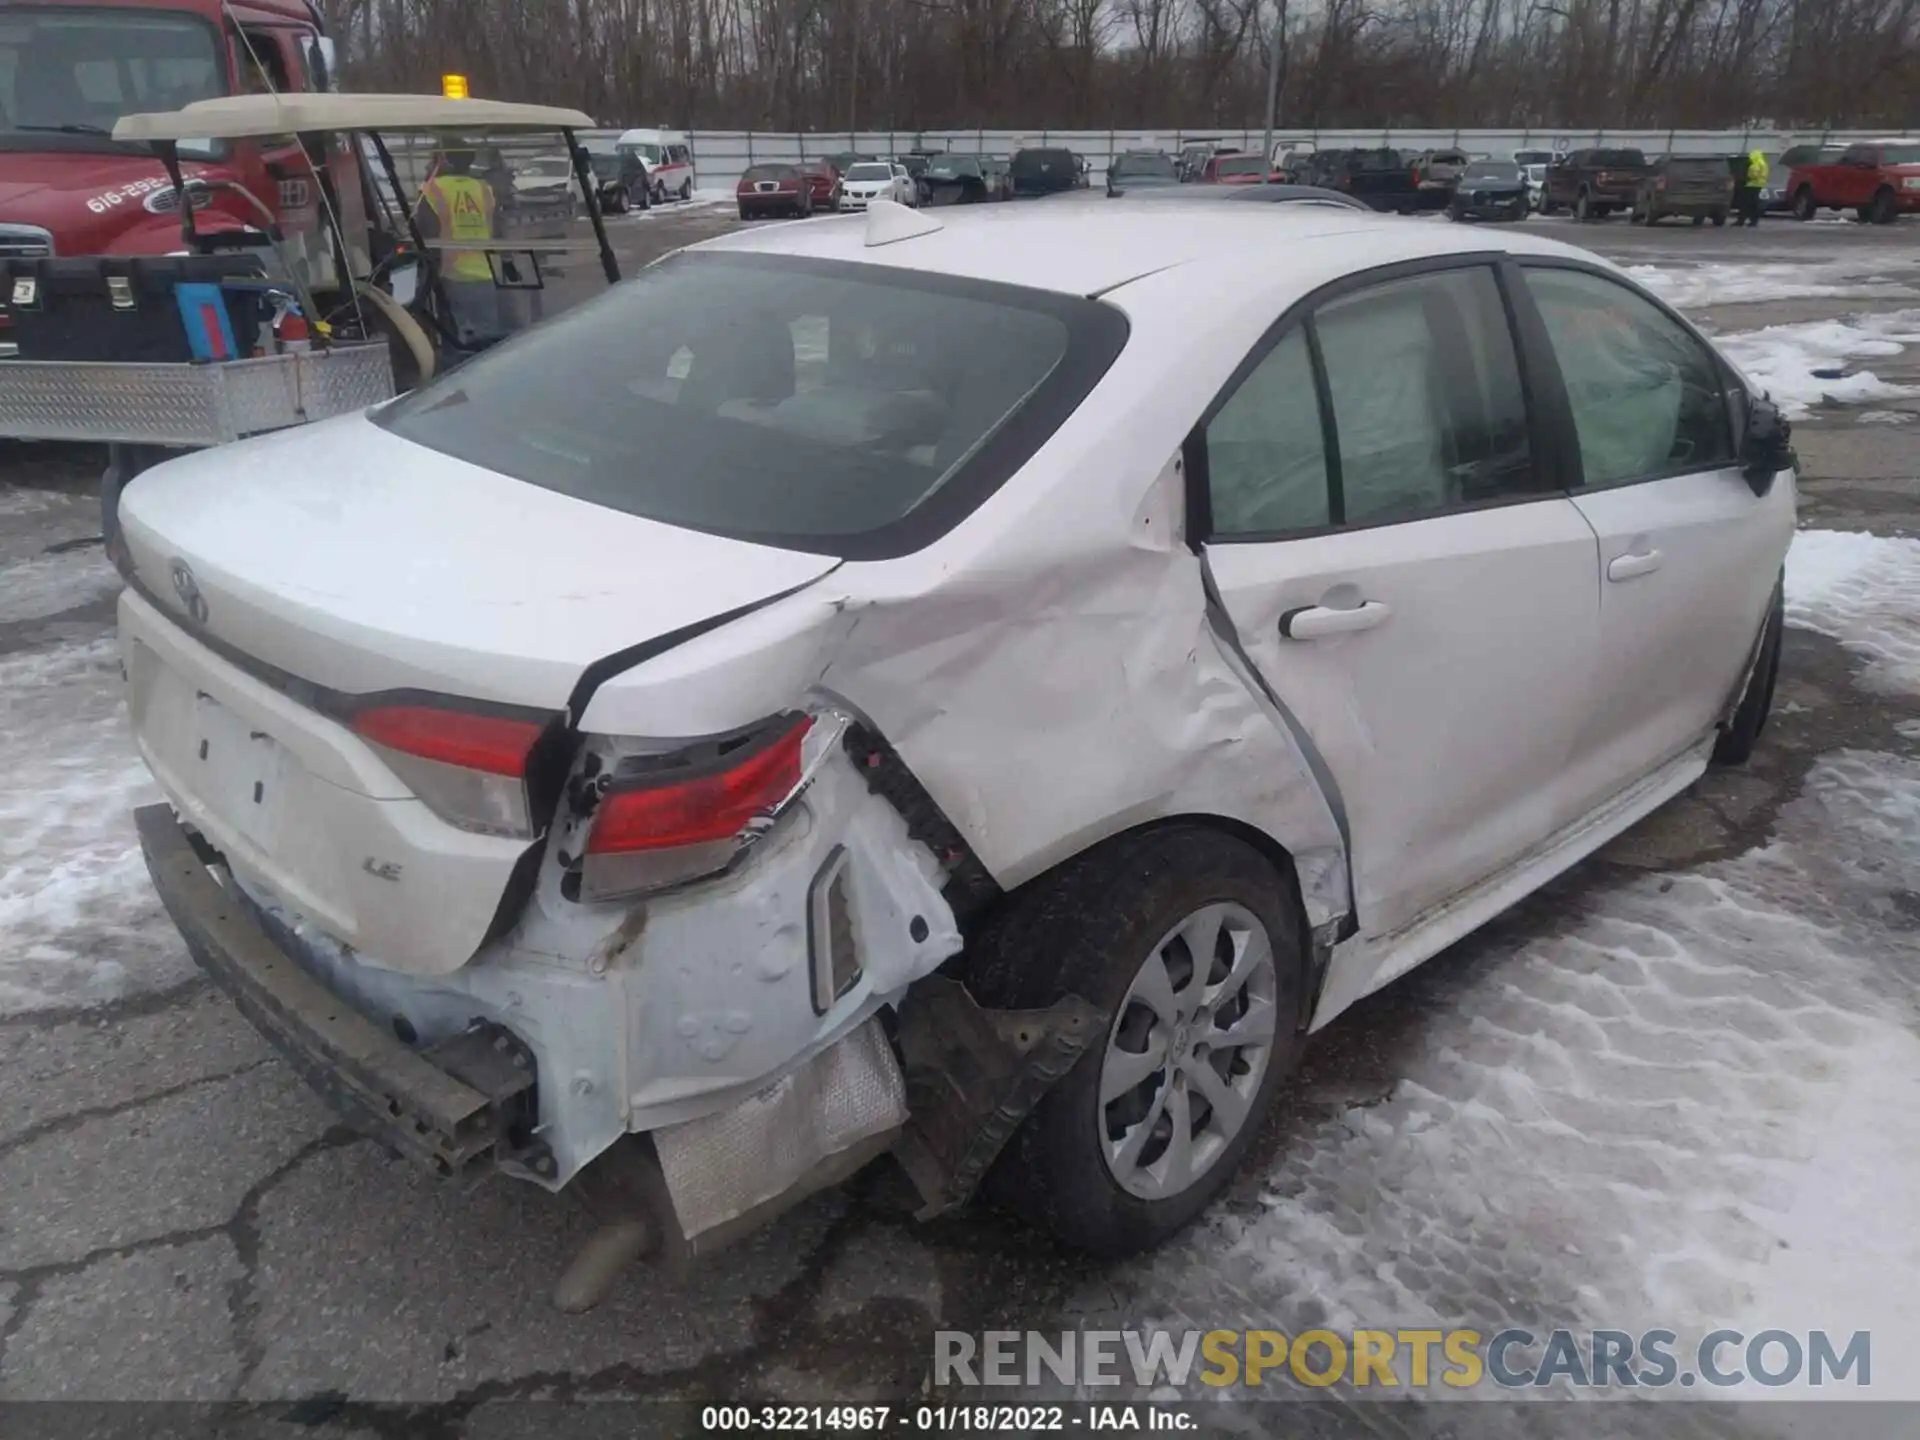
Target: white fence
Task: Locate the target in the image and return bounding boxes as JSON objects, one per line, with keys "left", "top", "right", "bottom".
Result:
{"left": 589, "top": 126, "right": 1916, "bottom": 189}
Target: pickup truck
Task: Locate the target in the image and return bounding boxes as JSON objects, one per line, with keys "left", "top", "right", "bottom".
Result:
{"left": 1785, "top": 140, "right": 1920, "bottom": 225}
{"left": 1540, "top": 147, "right": 1652, "bottom": 220}
{"left": 1313, "top": 148, "right": 1443, "bottom": 213}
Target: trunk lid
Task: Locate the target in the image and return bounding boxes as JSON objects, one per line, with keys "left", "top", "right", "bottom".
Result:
{"left": 118, "top": 413, "right": 840, "bottom": 975}
{"left": 117, "top": 412, "right": 841, "bottom": 710}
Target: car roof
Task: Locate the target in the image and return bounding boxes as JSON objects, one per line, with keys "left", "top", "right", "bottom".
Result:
{"left": 689, "top": 202, "right": 1601, "bottom": 299}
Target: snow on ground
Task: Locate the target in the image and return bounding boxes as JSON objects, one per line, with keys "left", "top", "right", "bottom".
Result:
{"left": 0, "top": 546, "right": 120, "bottom": 626}
{"left": 1784, "top": 528, "right": 1920, "bottom": 695}
{"left": 0, "top": 633, "right": 180, "bottom": 1014}
{"left": 1714, "top": 310, "right": 1920, "bottom": 419}
{"left": 1628, "top": 260, "right": 1920, "bottom": 312}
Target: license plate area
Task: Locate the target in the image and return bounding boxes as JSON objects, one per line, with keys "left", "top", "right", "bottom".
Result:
{"left": 193, "top": 691, "right": 293, "bottom": 852}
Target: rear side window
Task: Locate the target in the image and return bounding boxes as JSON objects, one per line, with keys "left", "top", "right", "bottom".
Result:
{"left": 1207, "top": 329, "right": 1330, "bottom": 535}
{"left": 1521, "top": 267, "right": 1733, "bottom": 486}
{"left": 376, "top": 253, "right": 1127, "bottom": 559}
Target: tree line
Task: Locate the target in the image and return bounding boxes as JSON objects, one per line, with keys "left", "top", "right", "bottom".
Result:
{"left": 315, "top": 0, "right": 1920, "bottom": 136}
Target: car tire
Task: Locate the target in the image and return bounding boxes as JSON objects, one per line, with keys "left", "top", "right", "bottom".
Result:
{"left": 1712, "top": 209, "right": 1728, "bottom": 226}
{"left": 970, "top": 825, "right": 1307, "bottom": 1256}
{"left": 680, "top": 179, "right": 694, "bottom": 202}
{"left": 1692, "top": 213, "right": 1706, "bottom": 227}
{"left": 737, "top": 203, "right": 751, "bottom": 221}
{"left": 1793, "top": 187, "right": 1817, "bottom": 221}
{"left": 1575, "top": 190, "right": 1591, "bottom": 221}
{"left": 1713, "top": 578, "right": 1784, "bottom": 767}
{"left": 1869, "top": 188, "right": 1898, "bottom": 225}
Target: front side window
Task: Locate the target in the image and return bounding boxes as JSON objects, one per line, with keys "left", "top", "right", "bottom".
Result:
{"left": 1522, "top": 267, "right": 1732, "bottom": 487}
{"left": 1314, "top": 267, "right": 1536, "bottom": 524}
{"left": 377, "top": 253, "right": 1125, "bottom": 557}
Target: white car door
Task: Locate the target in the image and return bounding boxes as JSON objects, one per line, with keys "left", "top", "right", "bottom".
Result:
{"left": 1515, "top": 264, "right": 1795, "bottom": 815}
{"left": 1202, "top": 261, "right": 1603, "bottom": 942}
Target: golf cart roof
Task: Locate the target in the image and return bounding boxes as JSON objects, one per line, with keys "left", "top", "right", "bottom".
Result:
{"left": 114, "top": 93, "right": 595, "bottom": 144}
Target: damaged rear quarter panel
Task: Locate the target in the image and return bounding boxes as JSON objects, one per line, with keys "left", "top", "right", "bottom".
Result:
{"left": 578, "top": 289, "right": 1351, "bottom": 934}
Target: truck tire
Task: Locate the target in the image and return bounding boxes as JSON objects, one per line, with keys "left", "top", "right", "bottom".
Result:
{"left": 1869, "top": 188, "right": 1898, "bottom": 225}
{"left": 1792, "top": 187, "right": 1817, "bottom": 221}
{"left": 1575, "top": 189, "right": 1593, "bottom": 221}
{"left": 1711, "top": 209, "right": 1728, "bottom": 226}
{"left": 1692, "top": 213, "right": 1706, "bottom": 227}
{"left": 970, "top": 826, "right": 1308, "bottom": 1256}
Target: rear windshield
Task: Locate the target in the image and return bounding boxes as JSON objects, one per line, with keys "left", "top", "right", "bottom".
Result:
{"left": 1113, "top": 152, "right": 1177, "bottom": 178}
{"left": 1462, "top": 162, "right": 1521, "bottom": 181}
{"left": 1592, "top": 149, "right": 1647, "bottom": 167}
{"left": 375, "top": 254, "right": 1129, "bottom": 559}
{"left": 1354, "top": 149, "right": 1405, "bottom": 170}
{"left": 1215, "top": 154, "right": 1264, "bottom": 176}
{"left": 926, "top": 157, "right": 980, "bottom": 178}
{"left": 845, "top": 163, "right": 892, "bottom": 180}
{"left": 1667, "top": 158, "right": 1727, "bottom": 176}
{"left": 742, "top": 164, "right": 795, "bottom": 182}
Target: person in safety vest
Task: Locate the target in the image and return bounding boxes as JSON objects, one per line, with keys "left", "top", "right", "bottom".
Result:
{"left": 1735, "top": 149, "right": 1769, "bottom": 227}
{"left": 414, "top": 147, "right": 503, "bottom": 340}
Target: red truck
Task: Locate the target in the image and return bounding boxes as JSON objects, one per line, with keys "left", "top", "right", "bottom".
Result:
{"left": 1785, "top": 139, "right": 1920, "bottom": 225}
{"left": 0, "top": 0, "right": 335, "bottom": 269}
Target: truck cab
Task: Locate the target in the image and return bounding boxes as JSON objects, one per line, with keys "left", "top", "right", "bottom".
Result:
{"left": 0, "top": 0, "right": 329, "bottom": 271}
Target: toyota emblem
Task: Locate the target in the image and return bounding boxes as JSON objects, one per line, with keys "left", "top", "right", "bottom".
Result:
{"left": 170, "top": 558, "right": 209, "bottom": 625}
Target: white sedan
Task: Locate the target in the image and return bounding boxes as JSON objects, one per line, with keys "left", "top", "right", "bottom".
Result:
{"left": 838, "top": 160, "right": 917, "bottom": 210}
{"left": 115, "top": 200, "right": 1794, "bottom": 1299}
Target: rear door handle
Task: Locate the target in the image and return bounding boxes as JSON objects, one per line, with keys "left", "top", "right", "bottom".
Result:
{"left": 1281, "top": 600, "right": 1392, "bottom": 640}
{"left": 1607, "top": 549, "right": 1664, "bottom": 582}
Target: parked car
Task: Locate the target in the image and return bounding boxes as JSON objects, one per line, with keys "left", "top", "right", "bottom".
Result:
{"left": 921, "top": 154, "right": 992, "bottom": 205}
{"left": 1412, "top": 148, "right": 1470, "bottom": 194}
{"left": 1271, "top": 140, "right": 1318, "bottom": 179}
{"left": 1447, "top": 159, "right": 1529, "bottom": 222}
{"left": 1106, "top": 150, "right": 1181, "bottom": 197}
{"left": 119, "top": 202, "right": 1796, "bottom": 1296}
{"left": 1522, "top": 162, "right": 1550, "bottom": 211}
{"left": 838, "top": 160, "right": 916, "bottom": 211}
{"left": 1540, "top": 147, "right": 1652, "bottom": 220}
{"left": 1204, "top": 152, "right": 1284, "bottom": 185}
{"left": 1631, "top": 155, "right": 1734, "bottom": 226}
{"left": 1511, "top": 148, "right": 1555, "bottom": 168}
{"left": 580, "top": 138, "right": 650, "bottom": 214}
{"left": 1322, "top": 148, "right": 1434, "bottom": 212}
{"left": 1177, "top": 140, "right": 1233, "bottom": 181}
{"left": 1010, "top": 147, "right": 1081, "bottom": 197}
{"left": 894, "top": 152, "right": 937, "bottom": 203}
{"left": 979, "top": 156, "right": 1016, "bottom": 201}
{"left": 1785, "top": 140, "right": 1920, "bottom": 224}
{"left": 615, "top": 127, "right": 696, "bottom": 204}
{"left": 796, "top": 160, "right": 843, "bottom": 211}
{"left": 1761, "top": 144, "right": 1836, "bottom": 213}
{"left": 735, "top": 163, "right": 812, "bottom": 219}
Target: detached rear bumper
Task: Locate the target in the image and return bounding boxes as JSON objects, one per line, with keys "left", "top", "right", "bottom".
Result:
{"left": 136, "top": 803, "right": 541, "bottom": 1179}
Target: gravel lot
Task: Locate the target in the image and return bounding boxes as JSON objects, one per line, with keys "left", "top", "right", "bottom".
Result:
{"left": 1, "top": 203, "right": 1916, "bottom": 1434}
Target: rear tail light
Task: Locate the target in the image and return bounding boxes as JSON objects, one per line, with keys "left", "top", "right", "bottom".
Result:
{"left": 580, "top": 712, "right": 827, "bottom": 900}
{"left": 351, "top": 703, "right": 548, "bottom": 839}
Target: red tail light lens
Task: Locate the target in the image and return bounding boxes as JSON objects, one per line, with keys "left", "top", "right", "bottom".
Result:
{"left": 589, "top": 716, "right": 810, "bottom": 854}
{"left": 350, "top": 704, "right": 546, "bottom": 838}
{"left": 581, "top": 714, "right": 815, "bottom": 899}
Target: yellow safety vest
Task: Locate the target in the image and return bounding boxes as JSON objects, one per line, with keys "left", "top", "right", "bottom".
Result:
{"left": 1747, "top": 152, "right": 1770, "bottom": 186}
{"left": 422, "top": 174, "right": 495, "bottom": 282}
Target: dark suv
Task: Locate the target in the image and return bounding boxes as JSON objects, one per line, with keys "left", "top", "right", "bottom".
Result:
{"left": 1631, "top": 155, "right": 1734, "bottom": 226}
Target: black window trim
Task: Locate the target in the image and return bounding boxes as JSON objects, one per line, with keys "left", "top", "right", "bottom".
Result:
{"left": 1512, "top": 255, "right": 1740, "bottom": 493}
{"left": 1188, "top": 250, "right": 1574, "bottom": 547}
{"left": 374, "top": 249, "right": 1132, "bottom": 562}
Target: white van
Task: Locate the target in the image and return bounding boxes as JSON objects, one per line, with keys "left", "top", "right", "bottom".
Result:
{"left": 615, "top": 128, "right": 697, "bottom": 203}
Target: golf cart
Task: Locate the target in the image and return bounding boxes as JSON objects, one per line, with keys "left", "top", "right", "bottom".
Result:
{"left": 0, "top": 91, "right": 622, "bottom": 540}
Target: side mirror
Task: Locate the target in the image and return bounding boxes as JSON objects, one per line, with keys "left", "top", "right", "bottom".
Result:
{"left": 305, "top": 36, "right": 338, "bottom": 92}
{"left": 1740, "top": 395, "right": 1794, "bottom": 495}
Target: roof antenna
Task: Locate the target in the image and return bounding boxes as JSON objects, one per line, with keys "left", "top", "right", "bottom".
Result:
{"left": 865, "top": 198, "right": 943, "bottom": 247}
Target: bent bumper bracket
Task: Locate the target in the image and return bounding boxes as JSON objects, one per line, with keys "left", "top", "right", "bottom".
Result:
{"left": 135, "top": 803, "right": 536, "bottom": 1179}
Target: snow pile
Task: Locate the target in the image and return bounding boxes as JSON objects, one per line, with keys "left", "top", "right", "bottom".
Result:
{"left": 1716, "top": 310, "right": 1920, "bottom": 418}
{"left": 1784, "top": 528, "right": 1920, "bottom": 694}
{"left": 1628, "top": 260, "right": 1920, "bottom": 311}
